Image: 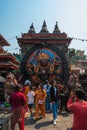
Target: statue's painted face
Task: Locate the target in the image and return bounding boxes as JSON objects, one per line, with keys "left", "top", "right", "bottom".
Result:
{"left": 39, "top": 58, "right": 49, "bottom": 66}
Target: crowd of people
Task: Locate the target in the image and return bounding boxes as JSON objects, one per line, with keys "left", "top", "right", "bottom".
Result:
{"left": 2, "top": 71, "right": 87, "bottom": 130}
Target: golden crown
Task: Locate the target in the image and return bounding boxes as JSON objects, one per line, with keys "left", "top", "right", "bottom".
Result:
{"left": 38, "top": 53, "right": 49, "bottom": 59}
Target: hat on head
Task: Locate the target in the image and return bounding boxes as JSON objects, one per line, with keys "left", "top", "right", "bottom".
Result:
{"left": 24, "top": 80, "right": 31, "bottom": 86}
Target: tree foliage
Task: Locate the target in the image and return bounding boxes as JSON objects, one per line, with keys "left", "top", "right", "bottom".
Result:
{"left": 68, "top": 48, "right": 87, "bottom": 64}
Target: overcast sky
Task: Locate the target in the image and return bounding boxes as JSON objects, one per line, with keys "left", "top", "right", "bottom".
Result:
{"left": 0, "top": 0, "right": 87, "bottom": 54}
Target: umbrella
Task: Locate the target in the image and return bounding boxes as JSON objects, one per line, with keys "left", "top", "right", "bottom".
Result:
{"left": 0, "top": 75, "right": 6, "bottom": 83}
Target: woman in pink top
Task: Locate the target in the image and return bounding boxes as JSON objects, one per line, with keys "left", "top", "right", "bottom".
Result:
{"left": 9, "top": 85, "right": 26, "bottom": 130}
{"left": 67, "top": 88, "right": 87, "bottom": 130}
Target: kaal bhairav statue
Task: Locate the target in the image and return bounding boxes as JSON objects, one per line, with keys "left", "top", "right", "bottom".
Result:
{"left": 26, "top": 52, "right": 63, "bottom": 84}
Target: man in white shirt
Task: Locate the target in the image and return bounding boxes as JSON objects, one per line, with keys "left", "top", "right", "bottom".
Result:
{"left": 27, "top": 87, "right": 35, "bottom": 119}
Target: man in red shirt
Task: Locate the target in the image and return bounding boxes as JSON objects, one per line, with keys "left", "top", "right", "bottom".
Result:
{"left": 9, "top": 85, "right": 26, "bottom": 130}
{"left": 67, "top": 88, "right": 87, "bottom": 130}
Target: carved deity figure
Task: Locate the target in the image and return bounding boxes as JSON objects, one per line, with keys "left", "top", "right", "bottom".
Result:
{"left": 4, "top": 72, "right": 17, "bottom": 101}
{"left": 26, "top": 53, "right": 63, "bottom": 84}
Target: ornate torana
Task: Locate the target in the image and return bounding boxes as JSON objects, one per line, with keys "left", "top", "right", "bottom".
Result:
{"left": 17, "top": 21, "right": 72, "bottom": 84}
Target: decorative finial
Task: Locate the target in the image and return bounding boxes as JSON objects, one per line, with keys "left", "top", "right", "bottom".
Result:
{"left": 28, "top": 23, "right": 36, "bottom": 34}
{"left": 40, "top": 20, "right": 49, "bottom": 33}
{"left": 53, "top": 21, "right": 60, "bottom": 33}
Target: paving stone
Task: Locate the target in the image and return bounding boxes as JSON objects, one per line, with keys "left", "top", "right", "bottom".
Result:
{"left": 16, "top": 111, "right": 73, "bottom": 130}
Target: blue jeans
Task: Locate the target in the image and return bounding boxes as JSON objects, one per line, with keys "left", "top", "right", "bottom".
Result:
{"left": 45, "top": 92, "right": 50, "bottom": 111}
{"left": 45, "top": 98, "right": 50, "bottom": 111}
{"left": 52, "top": 101, "right": 58, "bottom": 120}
